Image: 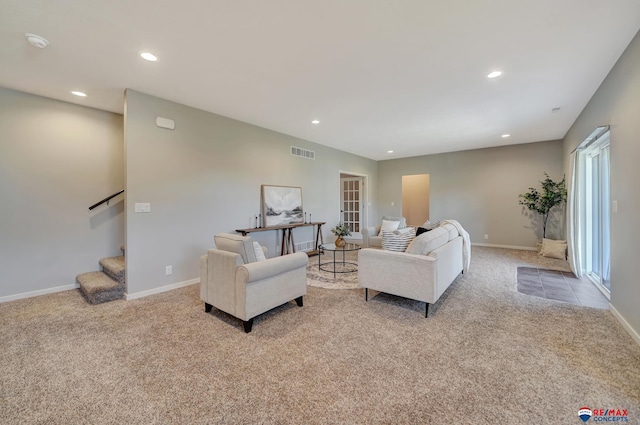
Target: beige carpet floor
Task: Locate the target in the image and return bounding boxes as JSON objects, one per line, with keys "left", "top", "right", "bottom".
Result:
{"left": 1, "top": 246, "right": 639, "bottom": 424}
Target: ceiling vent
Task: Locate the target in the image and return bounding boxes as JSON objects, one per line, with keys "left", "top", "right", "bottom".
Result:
{"left": 290, "top": 146, "right": 315, "bottom": 160}
{"left": 25, "top": 33, "right": 49, "bottom": 49}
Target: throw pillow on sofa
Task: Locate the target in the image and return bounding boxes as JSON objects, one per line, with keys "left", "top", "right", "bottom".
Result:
{"left": 382, "top": 227, "right": 416, "bottom": 252}
{"left": 416, "top": 227, "right": 431, "bottom": 237}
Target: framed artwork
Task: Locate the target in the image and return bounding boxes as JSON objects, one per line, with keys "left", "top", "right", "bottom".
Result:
{"left": 261, "top": 185, "right": 304, "bottom": 227}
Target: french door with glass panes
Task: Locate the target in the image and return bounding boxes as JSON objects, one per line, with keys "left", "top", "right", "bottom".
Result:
{"left": 340, "top": 177, "right": 362, "bottom": 233}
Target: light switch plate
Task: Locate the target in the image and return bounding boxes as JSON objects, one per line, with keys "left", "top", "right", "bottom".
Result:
{"left": 135, "top": 202, "right": 151, "bottom": 213}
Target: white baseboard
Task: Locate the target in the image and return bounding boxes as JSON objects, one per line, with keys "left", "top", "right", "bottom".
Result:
{"left": 471, "top": 243, "right": 537, "bottom": 251}
{"left": 126, "top": 278, "right": 199, "bottom": 301}
{"left": 0, "top": 283, "right": 80, "bottom": 303}
{"left": 609, "top": 304, "right": 640, "bottom": 348}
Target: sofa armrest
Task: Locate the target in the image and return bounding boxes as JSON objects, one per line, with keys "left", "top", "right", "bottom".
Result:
{"left": 236, "top": 252, "right": 308, "bottom": 283}
{"left": 361, "top": 226, "right": 381, "bottom": 248}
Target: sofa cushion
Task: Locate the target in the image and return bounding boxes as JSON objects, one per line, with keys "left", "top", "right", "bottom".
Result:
{"left": 382, "top": 215, "right": 407, "bottom": 228}
{"left": 421, "top": 219, "right": 441, "bottom": 230}
{"left": 382, "top": 227, "right": 416, "bottom": 252}
{"left": 440, "top": 223, "right": 459, "bottom": 241}
{"left": 405, "top": 227, "right": 449, "bottom": 255}
{"left": 214, "top": 233, "right": 257, "bottom": 264}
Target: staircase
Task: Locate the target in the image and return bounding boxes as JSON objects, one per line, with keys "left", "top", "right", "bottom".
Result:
{"left": 76, "top": 246, "right": 125, "bottom": 304}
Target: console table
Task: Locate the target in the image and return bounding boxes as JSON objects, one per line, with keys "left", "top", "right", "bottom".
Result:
{"left": 236, "top": 222, "right": 325, "bottom": 256}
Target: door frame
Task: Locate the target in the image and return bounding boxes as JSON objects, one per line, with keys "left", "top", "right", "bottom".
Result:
{"left": 338, "top": 170, "right": 369, "bottom": 232}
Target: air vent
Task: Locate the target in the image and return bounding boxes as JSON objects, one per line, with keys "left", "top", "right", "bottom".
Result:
{"left": 295, "top": 240, "right": 315, "bottom": 252}
{"left": 291, "top": 146, "right": 315, "bottom": 160}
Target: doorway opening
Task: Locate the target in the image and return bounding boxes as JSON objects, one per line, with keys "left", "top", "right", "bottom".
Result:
{"left": 402, "top": 174, "right": 430, "bottom": 227}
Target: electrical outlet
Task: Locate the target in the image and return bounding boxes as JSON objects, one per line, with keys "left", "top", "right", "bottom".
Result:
{"left": 484, "top": 234, "right": 489, "bottom": 240}
{"left": 165, "top": 265, "right": 172, "bottom": 275}
{"left": 391, "top": 201, "right": 395, "bottom": 206}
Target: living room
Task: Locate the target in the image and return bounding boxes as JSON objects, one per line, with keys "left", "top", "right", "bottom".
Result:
{"left": 1, "top": 1, "right": 639, "bottom": 423}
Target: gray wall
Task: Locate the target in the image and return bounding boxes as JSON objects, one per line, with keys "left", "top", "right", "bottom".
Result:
{"left": 0, "top": 87, "right": 124, "bottom": 299}
{"left": 377, "top": 140, "right": 564, "bottom": 247}
{"left": 562, "top": 31, "right": 640, "bottom": 338}
{"left": 124, "top": 90, "right": 377, "bottom": 295}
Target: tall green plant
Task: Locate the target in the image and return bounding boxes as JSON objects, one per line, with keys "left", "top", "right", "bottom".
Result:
{"left": 518, "top": 173, "right": 567, "bottom": 239}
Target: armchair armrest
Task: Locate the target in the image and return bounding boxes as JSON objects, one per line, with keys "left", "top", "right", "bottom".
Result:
{"left": 361, "top": 226, "right": 381, "bottom": 248}
{"left": 237, "top": 252, "right": 308, "bottom": 283}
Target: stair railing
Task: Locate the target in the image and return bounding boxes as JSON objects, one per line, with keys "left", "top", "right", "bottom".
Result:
{"left": 89, "top": 190, "right": 124, "bottom": 211}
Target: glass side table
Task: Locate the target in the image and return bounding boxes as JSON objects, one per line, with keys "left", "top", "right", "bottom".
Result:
{"left": 318, "top": 243, "right": 361, "bottom": 278}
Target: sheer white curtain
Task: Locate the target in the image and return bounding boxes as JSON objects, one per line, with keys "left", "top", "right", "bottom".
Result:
{"left": 567, "top": 150, "right": 583, "bottom": 277}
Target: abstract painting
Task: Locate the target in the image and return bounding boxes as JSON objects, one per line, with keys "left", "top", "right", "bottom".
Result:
{"left": 261, "top": 185, "right": 304, "bottom": 227}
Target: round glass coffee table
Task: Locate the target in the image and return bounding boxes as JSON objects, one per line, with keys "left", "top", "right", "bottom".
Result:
{"left": 318, "top": 243, "right": 361, "bottom": 278}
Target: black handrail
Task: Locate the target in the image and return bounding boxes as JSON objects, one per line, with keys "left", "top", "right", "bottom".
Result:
{"left": 89, "top": 190, "right": 124, "bottom": 210}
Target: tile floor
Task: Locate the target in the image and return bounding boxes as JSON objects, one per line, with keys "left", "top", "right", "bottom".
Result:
{"left": 516, "top": 267, "right": 609, "bottom": 309}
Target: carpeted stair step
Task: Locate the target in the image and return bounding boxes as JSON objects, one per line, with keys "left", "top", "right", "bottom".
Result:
{"left": 99, "top": 256, "right": 125, "bottom": 285}
{"left": 76, "top": 271, "right": 124, "bottom": 304}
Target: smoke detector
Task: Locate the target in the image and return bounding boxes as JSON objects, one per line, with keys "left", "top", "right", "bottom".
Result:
{"left": 25, "top": 33, "right": 49, "bottom": 49}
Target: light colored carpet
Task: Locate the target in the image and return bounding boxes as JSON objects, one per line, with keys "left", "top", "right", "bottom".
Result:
{"left": 1, "top": 246, "right": 639, "bottom": 424}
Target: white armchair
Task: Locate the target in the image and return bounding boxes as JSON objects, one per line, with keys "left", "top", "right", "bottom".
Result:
{"left": 361, "top": 215, "right": 407, "bottom": 248}
{"left": 200, "top": 233, "right": 308, "bottom": 332}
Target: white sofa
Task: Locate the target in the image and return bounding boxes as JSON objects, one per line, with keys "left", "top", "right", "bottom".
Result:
{"left": 358, "top": 222, "right": 467, "bottom": 317}
{"left": 200, "top": 233, "right": 308, "bottom": 332}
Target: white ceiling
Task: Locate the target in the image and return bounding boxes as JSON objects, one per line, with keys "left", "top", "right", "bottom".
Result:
{"left": 2, "top": 0, "right": 639, "bottom": 160}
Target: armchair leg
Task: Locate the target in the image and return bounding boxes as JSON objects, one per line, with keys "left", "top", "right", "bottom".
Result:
{"left": 204, "top": 302, "right": 212, "bottom": 313}
{"left": 365, "top": 288, "right": 368, "bottom": 301}
{"left": 243, "top": 319, "right": 254, "bottom": 333}
{"left": 425, "top": 303, "right": 430, "bottom": 318}
{"left": 295, "top": 296, "right": 303, "bottom": 307}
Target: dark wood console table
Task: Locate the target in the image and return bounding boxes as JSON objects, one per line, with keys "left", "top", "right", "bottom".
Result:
{"left": 236, "top": 222, "right": 325, "bottom": 256}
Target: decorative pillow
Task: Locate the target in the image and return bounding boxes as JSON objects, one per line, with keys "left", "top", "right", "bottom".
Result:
{"left": 421, "top": 219, "right": 441, "bottom": 230}
{"left": 382, "top": 227, "right": 416, "bottom": 252}
{"left": 253, "top": 241, "right": 267, "bottom": 261}
{"left": 416, "top": 227, "right": 431, "bottom": 237}
{"left": 540, "top": 238, "right": 567, "bottom": 260}
{"left": 378, "top": 219, "right": 400, "bottom": 236}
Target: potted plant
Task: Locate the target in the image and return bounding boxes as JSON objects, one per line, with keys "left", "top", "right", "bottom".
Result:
{"left": 518, "top": 173, "right": 567, "bottom": 240}
{"left": 331, "top": 223, "right": 351, "bottom": 247}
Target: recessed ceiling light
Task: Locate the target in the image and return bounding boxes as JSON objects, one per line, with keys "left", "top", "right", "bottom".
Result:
{"left": 487, "top": 71, "right": 502, "bottom": 79}
{"left": 140, "top": 52, "right": 158, "bottom": 62}
{"left": 71, "top": 91, "right": 87, "bottom": 97}
{"left": 311, "top": 120, "right": 320, "bottom": 124}
{"left": 24, "top": 33, "right": 49, "bottom": 49}
{"left": 501, "top": 134, "right": 510, "bottom": 138}
{"left": 387, "top": 150, "right": 394, "bottom": 153}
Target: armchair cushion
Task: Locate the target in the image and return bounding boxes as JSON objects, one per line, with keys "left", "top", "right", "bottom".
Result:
{"left": 214, "top": 233, "right": 257, "bottom": 263}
